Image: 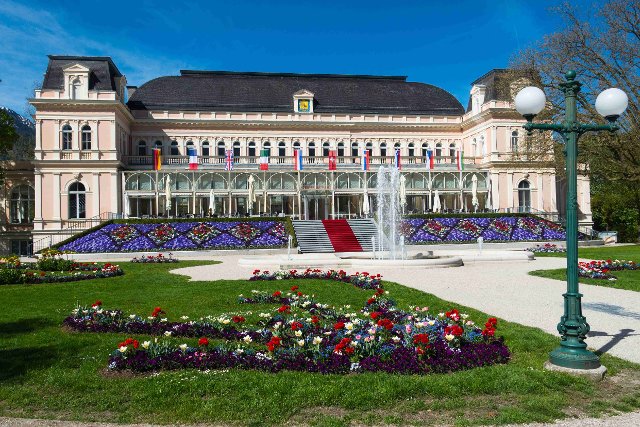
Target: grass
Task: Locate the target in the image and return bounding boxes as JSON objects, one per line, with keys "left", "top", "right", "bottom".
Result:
{"left": 0, "top": 261, "right": 639, "bottom": 426}
{"left": 531, "top": 245, "right": 640, "bottom": 292}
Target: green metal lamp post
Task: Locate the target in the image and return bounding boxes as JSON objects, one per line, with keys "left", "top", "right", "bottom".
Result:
{"left": 514, "top": 71, "right": 628, "bottom": 370}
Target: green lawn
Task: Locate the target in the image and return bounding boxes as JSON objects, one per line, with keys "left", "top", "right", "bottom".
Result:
{"left": 531, "top": 245, "right": 640, "bottom": 292}
{"left": 1, "top": 261, "right": 640, "bottom": 426}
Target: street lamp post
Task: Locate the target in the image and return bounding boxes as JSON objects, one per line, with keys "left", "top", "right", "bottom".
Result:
{"left": 514, "top": 71, "right": 628, "bottom": 371}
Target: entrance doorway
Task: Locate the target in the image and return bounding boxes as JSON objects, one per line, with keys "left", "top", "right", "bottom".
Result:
{"left": 304, "top": 196, "right": 328, "bottom": 220}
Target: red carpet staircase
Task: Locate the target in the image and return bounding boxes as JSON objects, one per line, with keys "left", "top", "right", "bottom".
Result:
{"left": 321, "top": 219, "right": 363, "bottom": 252}
{"left": 292, "top": 219, "right": 379, "bottom": 253}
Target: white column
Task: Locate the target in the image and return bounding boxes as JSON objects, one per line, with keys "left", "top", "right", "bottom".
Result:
{"left": 53, "top": 173, "right": 61, "bottom": 221}
{"left": 54, "top": 121, "right": 60, "bottom": 151}
{"left": 35, "top": 119, "right": 42, "bottom": 152}
{"left": 34, "top": 171, "right": 43, "bottom": 228}
{"left": 537, "top": 174, "right": 543, "bottom": 211}
{"left": 507, "top": 172, "right": 514, "bottom": 211}
{"left": 93, "top": 173, "right": 100, "bottom": 217}
{"left": 110, "top": 172, "right": 119, "bottom": 215}
{"left": 491, "top": 126, "right": 497, "bottom": 159}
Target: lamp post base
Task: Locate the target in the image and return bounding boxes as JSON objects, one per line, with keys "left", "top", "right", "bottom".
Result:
{"left": 549, "top": 343, "right": 601, "bottom": 370}
{"left": 544, "top": 361, "right": 607, "bottom": 381}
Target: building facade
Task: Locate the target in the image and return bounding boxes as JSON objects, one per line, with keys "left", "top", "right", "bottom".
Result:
{"left": 1, "top": 55, "right": 593, "bottom": 254}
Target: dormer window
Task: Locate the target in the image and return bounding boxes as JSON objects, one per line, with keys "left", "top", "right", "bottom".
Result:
{"left": 63, "top": 63, "right": 90, "bottom": 99}
{"left": 293, "top": 89, "right": 314, "bottom": 114}
{"left": 469, "top": 84, "right": 487, "bottom": 115}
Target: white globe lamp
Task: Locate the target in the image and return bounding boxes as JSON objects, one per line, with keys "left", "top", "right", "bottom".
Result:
{"left": 595, "top": 88, "right": 628, "bottom": 122}
{"left": 514, "top": 87, "right": 547, "bottom": 121}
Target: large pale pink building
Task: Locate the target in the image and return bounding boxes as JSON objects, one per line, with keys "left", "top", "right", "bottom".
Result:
{"left": 0, "top": 55, "right": 592, "bottom": 254}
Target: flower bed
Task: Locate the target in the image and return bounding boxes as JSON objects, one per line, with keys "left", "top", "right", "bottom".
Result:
{"left": 131, "top": 253, "right": 179, "bottom": 263}
{"left": 58, "top": 220, "right": 288, "bottom": 253}
{"left": 401, "top": 215, "right": 569, "bottom": 243}
{"left": 579, "top": 259, "right": 638, "bottom": 281}
{"left": 0, "top": 259, "right": 123, "bottom": 285}
{"left": 527, "top": 243, "right": 566, "bottom": 253}
{"left": 66, "top": 270, "right": 510, "bottom": 375}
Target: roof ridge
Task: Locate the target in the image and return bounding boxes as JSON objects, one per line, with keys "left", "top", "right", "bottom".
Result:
{"left": 179, "top": 70, "right": 407, "bottom": 81}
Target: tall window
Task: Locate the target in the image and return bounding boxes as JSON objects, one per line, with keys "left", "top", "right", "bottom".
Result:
{"left": 217, "top": 141, "right": 226, "bottom": 157}
{"left": 278, "top": 141, "right": 286, "bottom": 160}
{"left": 186, "top": 140, "right": 195, "bottom": 154}
{"left": 233, "top": 141, "right": 241, "bottom": 158}
{"left": 518, "top": 180, "right": 531, "bottom": 212}
{"left": 408, "top": 143, "right": 415, "bottom": 163}
{"left": 366, "top": 142, "right": 373, "bottom": 156}
{"left": 248, "top": 141, "right": 256, "bottom": 157}
{"left": 81, "top": 125, "right": 91, "bottom": 150}
{"left": 154, "top": 140, "right": 163, "bottom": 155}
{"left": 308, "top": 142, "right": 316, "bottom": 158}
{"left": 421, "top": 143, "right": 428, "bottom": 158}
{"left": 201, "top": 141, "right": 210, "bottom": 157}
{"left": 380, "top": 143, "right": 387, "bottom": 158}
{"left": 137, "top": 140, "right": 147, "bottom": 156}
{"left": 62, "top": 124, "right": 72, "bottom": 150}
{"left": 337, "top": 142, "right": 345, "bottom": 157}
{"left": 170, "top": 140, "right": 180, "bottom": 156}
{"left": 70, "top": 77, "right": 81, "bottom": 99}
{"left": 435, "top": 142, "right": 442, "bottom": 160}
{"left": 293, "top": 142, "right": 301, "bottom": 157}
{"left": 10, "top": 185, "right": 35, "bottom": 224}
{"left": 69, "top": 182, "right": 86, "bottom": 219}
{"left": 449, "top": 143, "right": 456, "bottom": 163}
{"left": 262, "top": 142, "right": 271, "bottom": 157}
{"left": 511, "top": 131, "right": 519, "bottom": 153}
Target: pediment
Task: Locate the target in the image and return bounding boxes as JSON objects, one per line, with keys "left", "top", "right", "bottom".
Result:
{"left": 63, "top": 63, "right": 90, "bottom": 73}
{"left": 293, "top": 89, "right": 314, "bottom": 97}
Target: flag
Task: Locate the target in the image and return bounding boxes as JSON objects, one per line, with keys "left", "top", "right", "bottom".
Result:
{"left": 153, "top": 148, "right": 162, "bottom": 171}
{"left": 456, "top": 148, "right": 464, "bottom": 171}
{"left": 426, "top": 148, "right": 433, "bottom": 170}
{"left": 187, "top": 147, "right": 198, "bottom": 170}
{"left": 394, "top": 148, "right": 401, "bottom": 170}
{"left": 361, "top": 149, "right": 369, "bottom": 171}
{"left": 259, "top": 149, "right": 269, "bottom": 170}
{"left": 293, "top": 149, "right": 303, "bottom": 171}
{"left": 225, "top": 149, "right": 234, "bottom": 171}
{"left": 328, "top": 150, "right": 337, "bottom": 171}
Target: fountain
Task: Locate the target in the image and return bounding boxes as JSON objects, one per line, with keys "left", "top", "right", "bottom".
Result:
{"left": 375, "top": 165, "right": 403, "bottom": 260}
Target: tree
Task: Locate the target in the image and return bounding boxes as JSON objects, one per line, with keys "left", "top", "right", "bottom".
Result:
{"left": 511, "top": 0, "right": 640, "bottom": 241}
{"left": 0, "top": 108, "right": 18, "bottom": 160}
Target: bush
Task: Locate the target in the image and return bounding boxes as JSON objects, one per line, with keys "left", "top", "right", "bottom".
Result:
{"left": 36, "top": 249, "right": 75, "bottom": 271}
{"left": 0, "top": 268, "right": 23, "bottom": 285}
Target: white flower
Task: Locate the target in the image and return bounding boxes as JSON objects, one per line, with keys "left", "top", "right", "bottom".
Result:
{"left": 222, "top": 319, "right": 230, "bottom": 325}
{"left": 82, "top": 310, "right": 88, "bottom": 314}
{"left": 297, "top": 339, "right": 305, "bottom": 347}
{"left": 466, "top": 321, "right": 475, "bottom": 326}
{"left": 392, "top": 336, "right": 401, "bottom": 342}
{"left": 142, "top": 341, "right": 151, "bottom": 349}
{"left": 164, "top": 331, "right": 172, "bottom": 337}
{"left": 445, "top": 334, "right": 455, "bottom": 341}
{"left": 428, "top": 320, "right": 435, "bottom": 326}
{"left": 313, "top": 336, "right": 322, "bottom": 345}
{"left": 96, "top": 309, "right": 103, "bottom": 314}
{"left": 148, "top": 316, "right": 155, "bottom": 320}
{"left": 345, "top": 322, "right": 354, "bottom": 330}
{"left": 160, "top": 318, "right": 168, "bottom": 322}
{"left": 243, "top": 335, "right": 253, "bottom": 343}
{"left": 294, "top": 330, "right": 302, "bottom": 337}
{"left": 345, "top": 305, "right": 351, "bottom": 309}
{"left": 129, "top": 314, "right": 136, "bottom": 319}
{"left": 181, "top": 316, "right": 189, "bottom": 320}
{"left": 119, "top": 346, "right": 128, "bottom": 353}
{"left": 179, "top": 344, "right": 188, "bottom": 351}
{"left": 461, "top": 314, "right": 469, "bottom": 319}
{"left": 438, "top": 312, "right": 445, "bottom": 318}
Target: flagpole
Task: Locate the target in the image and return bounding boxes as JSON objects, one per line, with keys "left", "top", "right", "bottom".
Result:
{"left": 155, "top": 169, "right": 159, "bottom": 217}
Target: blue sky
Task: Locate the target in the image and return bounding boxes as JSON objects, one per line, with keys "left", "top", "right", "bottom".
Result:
{"left": 0, "top": 0, "right": 567, "bottom": 115}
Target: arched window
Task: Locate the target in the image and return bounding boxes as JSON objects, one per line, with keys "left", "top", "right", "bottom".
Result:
{"left": 421, "top": 143, "right": 428, "bottom": 158}
{"left": 248, "top": 141, "right": 256, "bottom": 159}
{"left": 278, "top": 141, "right": 286, "bottom": 162}
{"left": 201, "top": 141, "right": 210, "bottom": 157}
{"left": 480, "top": 136, "right": 486, "bottom": 156}
{"left": 293, "top": 141, "right": 301, "bottom": 153}
{"left": 233, "top": 141, "right": 241, "bottom": 158}
{"left": 262, "top": 142, "right": 271, "bottom": 157}
{"left": 351, "top": 142, "right": 358, "bottom": 163}
{"left": 408, "top": 143, "right": 415, "bottom": 163}
{"left": 10, "top": 185, "right": 34, "bottom": 224}
{"left": 449, "top": 143, "right": 456, "bottom": 163}
{"left": 186, "top": 140, "right": 195, "bottom": 154}
{"left": 154, "top": 140, "right": 163, "bottom": 155}
{"left": 137, "top": 140, "right": 147, "bottom": 156}
{"left": 70, "top": 77, "right": 81, "bottom": 99}
{"left": 170, "top": 140, "right": 180, "bottom": 156}
{"left": 518, "top": 180, "right": 531, "bottom": 213}
{"left": 366, "top": 142, "right": 373, "bottom": 156}
{"left": 511, "top": 131, "right": 519, "bottom": 153}
{"left": 472, "top": 138, "right": 477, "bottom": 156}
{"left": 217, "top": 141, "right": 226, "bottom": 157}
{"left": 380, "top": 142, "right": 387, "bottom": 158}
{"left": 62, "top": 124, "right": 72, "bottom": 150}
{"left": 322, "top": 142, "right": 330, "bottom": 157}
{"left": 308, "top": 142, "right": 315, "bottom": 158}
{"left": 69, "top": 182, "right": 86, "bottom": 219}
{"left": 81, "top": 125, "right": 92, "bottom": 150}
{"left": 435, "top": 142, "right": 442, "bottom": 161}
{"left": 337, "top": 142, "right": 345, "bottom": 157}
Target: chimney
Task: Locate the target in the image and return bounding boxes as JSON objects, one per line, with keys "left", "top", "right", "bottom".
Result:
{"left": 126, "top": 86, "right": 137, "bottom": 99}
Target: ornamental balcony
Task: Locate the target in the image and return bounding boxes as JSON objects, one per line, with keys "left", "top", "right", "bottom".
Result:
{"left": 122, "top": 155, "right": 479, "bottom": 170}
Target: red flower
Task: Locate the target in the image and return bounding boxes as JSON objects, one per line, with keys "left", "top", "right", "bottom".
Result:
{"left": 297, "top": 292, "right": 303, "bottom": 297}
{"left": 367, "top": 298, "right": 376, "bottom": 305}
{"left": 311, "top": 315, "right": 320, "bottom": 324}
{"left": 485, "top": 318, "right": 498, "bottom": 328}
{"left": 266, "top": 336, "right": 282, "bottom": 352}
{"left": 334, "top": 337, "right": 352, "bottom": 354}
{"left": 91, "top": 300, "right": 102, "bottom": 308}
{"left": 291, "top": 321, "right": 303, "bottom": 331}
{"left": 413, "top": 333, "right": 429, "bottom": 345}
{"left": 377, "top": 318, "right": 394, "bottom": 330}
{"left": 344, "top": 347, "right": 354, "bottom": 355}
{"left": 252, "top": 269, "right": 261, "bottom": 275}
{"left": 334, "top": 321, "right": 345, "bottom": 330}
{"left": 370, "top": 311, "right": 382, "bottom": 320}
{"left": 278, "top": 305, "right": 290, "bottom": 314}
{"left": 151, "top": 307, "right": 163, "bottom": 317}
{"left": 133, "top": 340, "right": 139, "bottom": 349}
{"left": 232, "top": 316, "right": 245, "bottom": 323}
{"left": 445, "top": 309, "right": 460, "bottom": 321}
{"left": 482, "top": 328, "right": 496, "bottom": 337}
{"left": 198, "top": 337, "right": 209, "bottom": 346}
{"left": 291, "top": 285, "right": 299, "bottom": 291}
{"left": 444, "top": 325, "right": 464, "bottom": 336}
{"left": 272, "top": 291, "right": 282, "bottom": 297}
